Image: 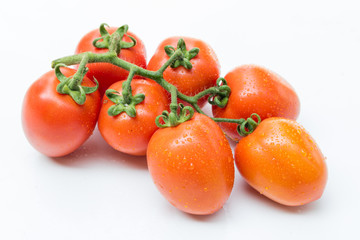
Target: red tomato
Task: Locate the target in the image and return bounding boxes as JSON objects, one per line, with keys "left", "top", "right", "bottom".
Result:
{"left": 22, "top": 68, "right": 101, "bottom": 157}
{"left": 212, "top": 65, "right": 300, "bottom": 141}
{"left": 147, "top": 113, "right": 234, "bottom": 215}
{"left": 98, "top": 79, "right": 169, "bottom": 156}
{"left": 147, "top": 37, "right": 220, "bottom": 107}
{"left": 75, "top": 27, "right": 146, "bottom": 95}
{"left": 235, "top": 118, "right": 327, "bottom": 206}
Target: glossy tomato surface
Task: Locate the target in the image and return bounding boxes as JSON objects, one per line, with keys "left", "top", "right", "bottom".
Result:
{"left": 147, "top": 113, "right": 234, "bottom": 215}
{"left": 235, "top": 117, "right": 327, "bottom": 206}
{"left": 98, "top": 79, "right": 169, "bottom": 156}
{"left": 212, "top": 65, "right": 300, "bottom": 141}
{"left": 22, "top": 68, "right": 101, "bottom": 157}
{"left": 147, "top": 37, "right": 220, "bottom": 107}
{"left": 75, "top": 27, "right": 146, "bottom": 95}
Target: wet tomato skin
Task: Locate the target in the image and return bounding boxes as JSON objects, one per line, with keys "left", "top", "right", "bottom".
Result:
{"left": 147, "top": 113, "right": 234, "bottom": 215}
{"left": 235, "top": 117, "right": 327, "bottom": 206}
{"left": 75, "top": 27, "right": 147, "bottom": 95}
{"left": 22, "top": 68, "right": 101, "bottom": 157}
{"left": 98, "top": 79, "right": 169, "bottom": 156}
{"left": 212, "top": 65, "right": 300, "bottom": 141}
{"left": 147, "top": 37, "right": 220, "bottom": 107}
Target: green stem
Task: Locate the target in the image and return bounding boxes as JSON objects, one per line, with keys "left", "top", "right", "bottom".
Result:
{"left": 109, "top": 31, "right": 122, "bottom": 55}
{"left": 51, "top": 43, "right": 243, "bottom": 129}
{"left": 51, "top": 51, "right": 198, "bottom": 106}
{"left": 167, "top": 86, "right": 178, "bottom": 126}
{"left": 157, "top": 49, "right": 183, "bottom": 74}
{"left": 52, "top": 52, "right": 160, "bottom": 80}
{"left": 52, "top": 49, "right": 199, "bottom": 103}
{"left": 191, "top": 86, "right": 225, "bottom": 104}
{"left": 212, "top": 118, "right": 246, "bottom": 124}
{"left": 122, "top": 68, "right": 136, "bottom": 104}
{"left": 169, "top": 86, "right": 178, "bottom": 112}
{"left": 68, "top": 54, "right": 89, "bottom": 90}
{"left": 52, "top": 51, "right": 236, "bottom": 121}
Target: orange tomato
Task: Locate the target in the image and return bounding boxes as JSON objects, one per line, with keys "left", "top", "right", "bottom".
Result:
{"left": 212, "top": 65, "right": 300, "bottom": 141}
{"left": 147, "top": 37, "right": 220, "bottom": 107}
{"left": 147, "top": 113, "right": 234, "bottom": 215}
{"left": 98, "top": 79, "right": 169, "bottom": 156}
{"left": 22, "top": 68, "right": 101, "bottom": 157}
{"left": 235, "top": 118, "right": 327, "bottom": 206}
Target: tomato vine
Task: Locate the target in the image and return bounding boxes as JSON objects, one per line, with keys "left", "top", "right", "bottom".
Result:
{"left": 51, "top": 24, "right": 259, "bottom": 137}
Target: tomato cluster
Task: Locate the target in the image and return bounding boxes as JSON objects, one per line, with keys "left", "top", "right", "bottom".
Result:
{"left": 22, "top": 24, "right": 327, "bottom": 215}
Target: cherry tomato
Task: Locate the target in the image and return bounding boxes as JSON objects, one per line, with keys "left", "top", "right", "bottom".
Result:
{"left": 235, "top": 117, "right": 327, "bottom": 206}
{"left": 212, "top": 65, "right": 300, "bottom": 141}
{"left": 147, "top": 37, "right": 220, "bottom": 107}
{"left": 22, "top": 68, "right": 101, "bottom": 157}
{"left": 75, "top": 27, "right": 146, "bottom": 95}
{"left": 147, "top": 113, "right": 234, "bottom": 215}
{"left": 98, "top": 79, "right": 169, "bottom": 156}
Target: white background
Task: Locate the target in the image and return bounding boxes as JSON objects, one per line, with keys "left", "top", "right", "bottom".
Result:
{"left": 1, "top": 0, "right": 359, "bottom": 239}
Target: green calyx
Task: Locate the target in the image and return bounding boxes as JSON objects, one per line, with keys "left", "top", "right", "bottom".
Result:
{"left": 164, "top": 38, "right": 199, "bottom": 69}
{"left": 207, "top": 78, "right": 231, "bottom": 108}
{"left": 54, "top": 64, "right": 98, "bottom": 105}
{"left": 237, "top": 113, "right": 261, "bottom": 137}
{"left": 92, "top": 23, "right": 137, "bottom": 55}
{"left": 105, "top": 88, "right": 145, "bottom": 117}
{"left": 155, "top": 103, "right": 194, "bottom": 128}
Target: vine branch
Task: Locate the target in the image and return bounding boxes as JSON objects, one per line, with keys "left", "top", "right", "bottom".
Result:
{"left": 51, "top": 26, "right": 257, "bottom": 135}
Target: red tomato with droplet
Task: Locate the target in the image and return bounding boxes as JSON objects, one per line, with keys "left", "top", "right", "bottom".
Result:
{"left": 75, "top": 26, "right": 146, "bottom": 95}
{"left": 147, "top": 37, "right": 220, "bottom": 107}
{"left": 212, "top": 65, "right": 300, "bottom": 141}
{"left": 98, "top": 79, "right": 169, "bottom": 156}
{"left": 235, "top": 117, "right": 327, "bottom": 206}
{"left": 147, "top": 113, "right": 234, "bottom": 215}
{"left": 22, "top": 68, "right": 101, "bottom": 157}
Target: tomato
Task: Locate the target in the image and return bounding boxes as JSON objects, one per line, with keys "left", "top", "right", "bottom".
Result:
{"left": 98, "top": 79, "right": 169, "bottom": 156}
{"left": 235, "top": 118, "right": 327, "bottom": 206}
{"left": 147, "top": 37, "right": 220, "bottom": 107}
{"left": 22, "top": 68, "right": 101, "bottom": 157}
{"left": 212, "top": 65, "right": 300, "bottom": 141}
{"left": 75, "top": 26, "right": 146, "bottom": 95}
{"left": 147, "top": 113, "right": 234, "bottom": 215}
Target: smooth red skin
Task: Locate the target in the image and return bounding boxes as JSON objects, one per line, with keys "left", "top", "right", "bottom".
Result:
{"left": 147, "top": 37, "right": 220, "bottom": 107}
{"left": 147, "top": 113, "right": 234, "bottom": 215}
{"left": 235, "top": 118, "right": 327, "bottom": 206}
{"left": 22, "top": 68, "right": 101, "bottom": 157}
{"left": 75, "top": 27, "right": 147, "bottom": 95}
{"left": 212, "top": 65, "right": 300, "bottom": 141}
{"left": 98, "top": 79, "right": 169, "bottom": 156}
